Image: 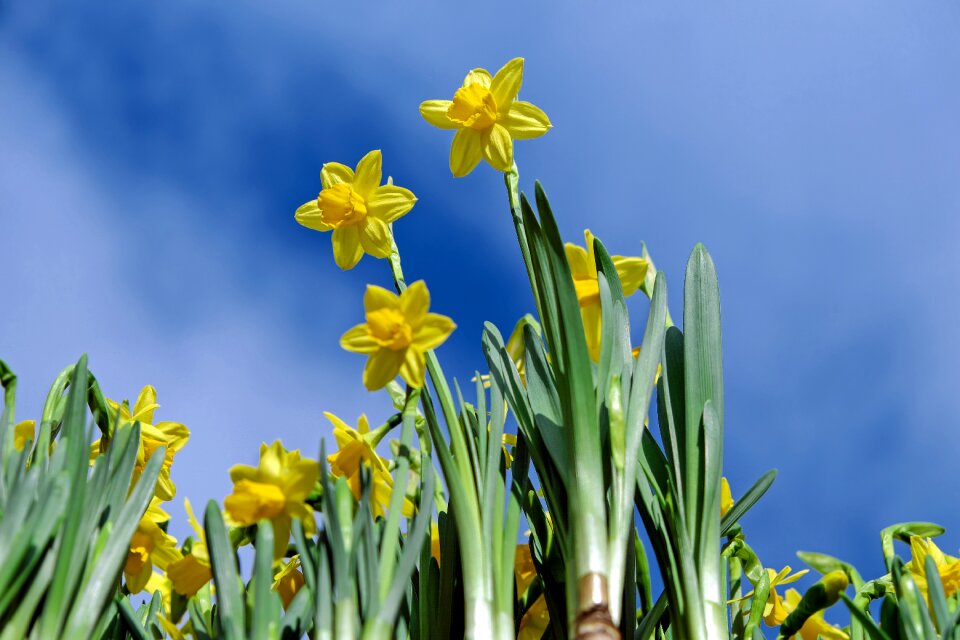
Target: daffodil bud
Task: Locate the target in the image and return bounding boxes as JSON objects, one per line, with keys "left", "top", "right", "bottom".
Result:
{"left": 778, "top": 570, "right": 849, "bottom": 637}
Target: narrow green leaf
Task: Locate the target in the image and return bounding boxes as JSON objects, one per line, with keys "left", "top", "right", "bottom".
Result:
{"left": 251, "top": 519, "right": 277, "bottom": 640}
{"left": 203, "top": 500, "right": 246, "bottom": 640}
{"left": 720, "top": 470, "right": 777, "bottom": 537}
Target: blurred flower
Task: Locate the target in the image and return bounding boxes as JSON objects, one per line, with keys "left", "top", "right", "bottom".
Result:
{"left": 782, "top": 589, "right": 848, "bottom": 640}
{"left": 273, "top": 555, "right": 305, "bottom": 609}
{"left": 295, "top": 150, "right": 417, "bottom": 270}
{"left": 720, "top": 477, "right": 734, "bottom": 518}
{"left": 420, "top": 58, "right": 551, "bottom": 176}
{"left": 341, "top": 281, "right": 456, "bottom": 390}
{"left": 515, "top": 543, "right": 550, "bottom": 640}
{"left": 166, "top": 499, "right": 212, "bottom": 597}
{"left": 565, "top": 230, "right": 649, "bottom": 361}
{"left": 905, "top": 536, "right": 960, "bottom": 599}
{"left": 124, "top": 499, "right": 180, "bottom": 594}
{"left": 92, "top": 385, "right": 189, "bottom": 501}
{"left": 13, "top": 419, "right": 34, "bottom": 451}
{"left": 224, "top": 441, "right": 318, "bottom": 558}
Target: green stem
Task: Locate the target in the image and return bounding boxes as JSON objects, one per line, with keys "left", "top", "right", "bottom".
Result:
{"left": 504, "top": 165, "right": 541, "bottom": 318}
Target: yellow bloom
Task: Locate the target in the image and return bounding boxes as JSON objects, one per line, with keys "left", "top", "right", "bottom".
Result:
{"left": 720, "top": 477, "right": 734, "bottom": 518}
{"left": 341, "top": 281, "right": 456, "bottom": 390}
{"left": 565, "top": 230, "right": 649, "bottom": 361}
{"left": 92, "top": 385, "right": 189, "bottom": 501}
{"left": 125, "top": 499, "right": 180, "bottom": 594}
{"left": 13, "top": 419, "right": 35, "bottom": 451}
{"left": 273, "top": 555, "right": 306, "bottom": 609}
{"left": 420, "top": 58, "right": 551, "bottom": 177}
{"left": 782, "top": 589, "right": 849, "bottom": 640}
{"left": 905, "top": 536, "right": 960, "bottom": 599}
{"left": 515, "top": 544, "right": 550, "bottom": 640}
{"left": 735, "top": 566, "right": 809, "bottom": 627}
{"left": 325, "top": 413, "right": 388, "bottom": 477}
{"left": 431, "top": 523, "right": 442, "bottom": 564}
{"left": 295, "top": 150, "right": 417, "bottom": 270}
{"left": 166, "top": 499, "right": 212, "bottom": 597}
{"left": 224, "top": 441, "right": 318, "bottom": 558}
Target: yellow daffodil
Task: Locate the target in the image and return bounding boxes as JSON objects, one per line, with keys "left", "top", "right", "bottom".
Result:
{"left": 565, "top": 230, "right": 649, "bottom": 361}
{"left": 295, "top": 150, "right": 417, "bottom": 270}
{"left": 273, "top": 555, "right": 306, "bottom": 609}
{"left": 515, "top": 544, "right": 550, "bottom": 640}
{"left": 341, "top": 281, "right": 456, "bottom": 390}
{"left": 420, "top": 58, "right": 551, "bottom": 177}
{"left": 325, "top": 413, "right": 389, "bottom": 476}
{"left": 13, "top": 419, "right": 35, "bottom": 451}
{"left": 720, "top": 477, "right": 734, "bottom": 518}
{"left": 904, "top": 536, "right": 960, "bottom": 599}
{"left": 92, "top": 385, "right": 189, "bottom": 501}
{"left": 125, "top": 499, "right": 180, "bottom": 594}
{"left": 735, "top": 566, "right": 809, "bottom": 627}
{"left": 782, "top": 589, "right": 849, "bottom": 640}
{"left": 166, "top": 499, "right": 212, "bottom": 597}
{"left": 431, "top": 523, "right": 442, "bottom": 564}
{"left": 224, "top": 441, "right": 318, "bottom": 558}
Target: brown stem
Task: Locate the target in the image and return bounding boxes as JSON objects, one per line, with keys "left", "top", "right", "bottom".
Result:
{"left": 575, "top": 573, "right": 620, "bottom": 640}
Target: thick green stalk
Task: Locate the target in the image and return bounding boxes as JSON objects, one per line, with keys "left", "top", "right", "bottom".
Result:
{"left": 503, "top": 165, "right": 540, "bottom": 314}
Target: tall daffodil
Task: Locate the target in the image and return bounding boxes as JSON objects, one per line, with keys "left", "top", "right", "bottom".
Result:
{"left": 341, "top": 281, "right": 456, "bottom": 390}
{"left": 166, "top": 499, "right": 212, "bottom": 597}
{"left": 420, "top": 58, "right": 551, "bottom": 177}
{"left": 125, "top": 499, "right": 180, "bottom": 594}
{"left": 224, "top": 441, "right": 318, "bottom": 558}
{"left": 905, "top": 536, "right": 960, "bottom": 598}
{"left": 565, "top": 230, "right": 649, "bottom": 361}
{"left": 92, "top": 385, "right": 190, "bottom": 501}
{"left": 782, "top": 589, "right": 849, "bottom": 640}
{"left": 295, "top": 150, "right": 417, "bottom": 270}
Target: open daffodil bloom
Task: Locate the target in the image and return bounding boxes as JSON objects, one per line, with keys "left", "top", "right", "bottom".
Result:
{"left": 420, "top": 58, "right": 551, "bottom": 176}
{"left": 295, "top": 150, "right": 417, "bottom": 270}
{"left": 340, "top": 281, "right": 455, "bottom": 390}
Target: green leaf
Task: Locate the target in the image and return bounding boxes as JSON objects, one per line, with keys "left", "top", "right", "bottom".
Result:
{"left": 795, "top": 549, "right": 865, "bottom": 591}
{"left": 720, "top": 469, "right": 777, "bottom": 537}
{"left": 203, "top": 500, "right": 246, "bottom": 640}
{"left": 251, "top": 520, "right": 278, "bottom": 640}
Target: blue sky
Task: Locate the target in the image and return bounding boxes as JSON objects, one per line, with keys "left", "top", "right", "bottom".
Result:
{"left": 2, "top": 1, "right": 959, "bottom": 595}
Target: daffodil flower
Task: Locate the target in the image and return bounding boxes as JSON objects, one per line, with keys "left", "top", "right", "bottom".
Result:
{"left": 295, "top": 150, "right": 417, "bottom": 270}
{"left": 166, "top": 499, "right": 212, "bottom": 597}
{"left": 224, "top": 440, "right": 318, "bottom": 558}
{"left": 782, "top": 588, "right": 849, "bottom": 640}
{"left": 420, "top": 58, "right": 551, "bottom": 177}
{"left": 565, "top": 230, "right": 649, "bottom": 362}
{"left": 735, "top": 566, "right": 809, "bottom": 627}
{"left": 13, "top": 419, "right": 34, "bottom": 452}
{"left": 720, "top": 477, "right": 734, "bottom": 518}
{"left": 904, "top": 536, "right": 960, "bottom": 599}
{"left": 273, "top": 555, "right": 306, "bottom": 609}
{"left": 92, "top": 385, "right": 189, "bottom": 501}
{"left": 341, "top": 281, "right": 456, "bottom": 390}
{"left": 124, "top": 498, "right": 180, "bottom": 594}
{"left": 515, "top": 543, "right": 550, "bottom": 640}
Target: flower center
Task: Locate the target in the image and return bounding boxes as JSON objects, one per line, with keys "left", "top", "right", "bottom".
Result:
{"left": 227, "top": 480, "right": 287, "bottom": 522}
{"left": 125, "top": 533, "right": 154, "bottom": 575}
{"left": 447, "top": 83, "right": 498, "bottom": 130}
{"left": 318, "top": 183, "right": 368, "bottom": 227}
{"left": 367, "top": 308, "right": 414, "bottom": 350}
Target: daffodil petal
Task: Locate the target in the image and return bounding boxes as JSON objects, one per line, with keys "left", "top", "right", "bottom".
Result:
{"left": 612, "top": 256, "right": 649, "bottom": 296}
{"left": 295, "top": 200, "right": 331, "bottom": 231}
{"left": 400, "top": 280, "right": 430, "bottom": 324}
{"left": 363, "top": 349, "right": 405, "bottom": 391}
{"left": 367, "top": 185, "right": 417, "bottom": 223}
{"left": 360, "top": 217, "right": 392, "bottom": 258}
{"left": 463, "top": 68, "right": 492, "bottom": 88}
{"left": 320, "top": 162, "right": 355, "bottom": 189}
{"left": 491, "top": 57, "right": 524, "bottom": 108}
{"left": 450, "top": 128, "right": 483, "bottom": 177}
{"left": 352, "top": 150, "right": 382, "bottom": 197}
{"left": 364, "top": 284, "right": 399, "bottom": 312}
{"left": 580, "top": 302, "right": 602, "bottom": 363}
{"left": 413, "top": 313, "right": 456, "bottom": 351}
{"left": 564, "top": 242, "right": 592, "bottom": 278}
{"left": 400, "top": 348, "right": 427, "bottom": 388}
{"left": 340, "top": 325, "right": 378, "bottom": 354}
{"left": 503, "top": 101, "right": 551, "bottom": 140}
{"left": 420, "top": 100, "right": 457, "bottom": 129}
{"left": 482, "top": 124, "right": 513, "bottom": 172}
{"left": 331, "top": 227, "right": 363, "bottom": 270}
